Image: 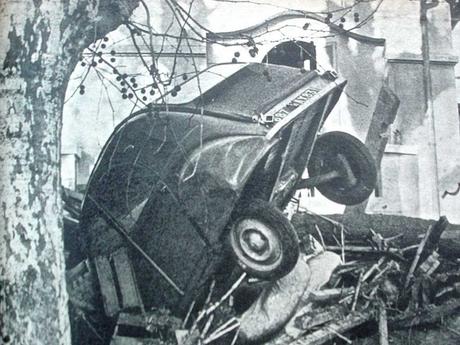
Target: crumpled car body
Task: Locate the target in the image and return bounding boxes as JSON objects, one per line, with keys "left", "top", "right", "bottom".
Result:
{"left": 80, "top": 62, "right": 346, "bottom": 314}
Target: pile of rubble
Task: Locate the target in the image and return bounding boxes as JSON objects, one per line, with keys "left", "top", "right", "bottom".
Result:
{"left": 267, "top": 215, "right": 460, "bottom": 345}
{"left": 64, "top": 185, "right": 460, "bottom": 344}
{"left": 171, "top": 215, "right": 460, "bottom": 345}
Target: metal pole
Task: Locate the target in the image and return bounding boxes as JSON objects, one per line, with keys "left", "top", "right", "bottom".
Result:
{"left": 420, "top": 0, "right": 441, "bottom": 217}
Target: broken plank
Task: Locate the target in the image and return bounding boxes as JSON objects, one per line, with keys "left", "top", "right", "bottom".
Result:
{"left": 111, "top": 337, "right": 154, "bottom": 345}
{"left": 417, "top": 251, "right": 440, "bottom": 277}
{"left": 295, "top": 305, "right": 348, "bottom": 331}
{"left": 94, "top": 255, "right": 120, "bottom": 317}
{"left": 309, "top": 288, "right": 354, "bottom": 302}
{"left": 378, "top": 304, "right": 389, "bottom": 345}
{"left": 112, "top": 247, "right": 144, "bottom": 311}
{"left": 405, "top": 217, "right": 448, "bottom": 288}
{"left": 116, "top": 312, "right": 146, "bottom": 328}
{"left": 421, "top": 216, "right": 449, "bottom": 259}
{"left": 344, "top": 84, "right": 400, "bottom": 216}
{"left": 290, "top": 311, "right": 373, "bottom": 345}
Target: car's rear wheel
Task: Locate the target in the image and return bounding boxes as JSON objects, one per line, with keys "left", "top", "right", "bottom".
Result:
{"left": 307, "top": 131, "right": 377, "bottom": 205}
{"left": 228, "top": 199, "right": 299, "bottom": 280}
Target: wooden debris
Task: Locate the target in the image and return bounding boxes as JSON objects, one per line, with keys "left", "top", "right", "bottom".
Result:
{"left": 182, "top": 300, "right": 196, "bottom": 329}
{"left": 326, "top": 326, "right": 352, "bottom": 344}
{"left": 378, "top": 303, "right": 389, "bottom": 345}
{"left": 325, "top": 245, "right": 406, "bottom": 262}
{"left": 295, "top": 305, "right": 348, "bottom": 331}
{"left": 351, "top": 270, "right": 363, "bottom": 311}
{"left": 189, "top": 274, "right": 244, "bottom": 341}
{"left": 201, "top": 314, "right": 214, "bottom": 339}
{"left": 389, "top": 298, "right": 460, "bottom": 329}
{"left": 314, "top": 224, "right": 326, "bottom": 248}
{"left": 417, "top": 251, "right": 440, "bottom": 276}
{"left": 370, "top": 261, "right": 398, "bottom": 284}
{"left": 309, "top": 287, "right": 354, "bottom": 302}
{"left": 94, "top": 255, "right": 120, "bottom": 317}
{"left": 206, "top": 273, "right": 246, "bottom": 316}
{"left": 368, "top": 229, "right": 403, "bottom": 251}
{"left": 405, "top": 217, "right": 448, "bottom": 288}
{"left": 112, "top": 247, "right": 144, "bottom": 311}
{"left": 362, "top": 257, "right": 385, "bottom": 282}
{"left": 203, "top": 319, "right": 240, "bottom": 344}
{"left": 343, "top": 84, "right": 400, "bottom": 215}
{"left": 292, "top": 213, "right": 459, "bottom": 257}
{"left": 110, "top": 312, "right": 162, "bottom": 345}
{"left": 279, "top": 215, "right": 459, "bottom": 345}
{"left": 111, "top": 337, "right": 152, "bottom": 345}
{"left": 290, "top": 311, "right": 372, "bottom": 345}
{"left": 84, "top": 213, "right": 460, "bottom": 345}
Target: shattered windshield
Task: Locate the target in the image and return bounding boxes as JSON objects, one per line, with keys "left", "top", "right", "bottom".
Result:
{"left": 157, "top": 63, "right": 247, "bottom": 105}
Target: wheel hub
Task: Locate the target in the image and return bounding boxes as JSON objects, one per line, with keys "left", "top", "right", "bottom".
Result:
{"left": 233, "top": 219, "right": 282, "bottom": 265}
{"left": 228, "top": 200, "right": 300, "bottom": 280}
{"left": 243, "top": 229, "right": 269, "bottom": 254}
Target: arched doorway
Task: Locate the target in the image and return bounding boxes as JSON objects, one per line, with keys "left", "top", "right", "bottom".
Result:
{"left": 262, "top": 41, "right": 317, "bottom": 70}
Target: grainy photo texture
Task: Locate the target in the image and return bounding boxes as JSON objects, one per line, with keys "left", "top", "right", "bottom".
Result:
{"left": 1, "top": 1, "right": 460, "bottom": 345}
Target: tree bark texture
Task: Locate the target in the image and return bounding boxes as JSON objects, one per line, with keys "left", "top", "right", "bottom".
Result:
{"left": 0, "top": 1, "right": 139, "bottom": 344}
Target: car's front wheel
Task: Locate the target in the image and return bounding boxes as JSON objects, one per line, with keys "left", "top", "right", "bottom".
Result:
{"left": 228, "top": 199, "right": 299, "bottom": 281}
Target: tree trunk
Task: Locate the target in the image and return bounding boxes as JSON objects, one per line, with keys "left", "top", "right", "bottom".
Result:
{"left": 0, "top": 1, "right": 139, "bottom": 343}
{"left": 292, "top": 212, "right": 460, "bottom": 257}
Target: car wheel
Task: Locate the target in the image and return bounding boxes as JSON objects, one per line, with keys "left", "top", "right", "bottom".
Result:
{"left": 228, "top": 199, "right": 299, "bottom": 280}
{"left": 308, "top": 131, "right": 377, "bottom": 205}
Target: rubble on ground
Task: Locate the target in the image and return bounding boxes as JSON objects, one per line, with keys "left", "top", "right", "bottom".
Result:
{"left": 152, "top": 214, "right": 460, "bottom": 345}
{"left": 64, "top": 189, "right": 460, "bottom": 345}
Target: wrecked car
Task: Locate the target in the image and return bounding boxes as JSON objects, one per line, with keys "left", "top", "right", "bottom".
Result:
{"left": 78, "top": 62, "right": 377, "bottom": 319}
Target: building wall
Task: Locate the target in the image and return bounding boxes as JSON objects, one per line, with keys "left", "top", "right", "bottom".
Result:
{"left": 61, "top": 154, "right": 79, "bottom": 191}
{"left": 62, "top": 0, "right": 460, "bottom": 223}
{"left": 454, "top": 24, "right": 460, "bottom": 103}
{"left": 379, "top": 1, "right": 460, "bottom": 223}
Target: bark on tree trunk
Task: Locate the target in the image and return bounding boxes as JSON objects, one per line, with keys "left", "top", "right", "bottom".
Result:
{"left": 0, "top": 1, "right": 139, "bottom": 344}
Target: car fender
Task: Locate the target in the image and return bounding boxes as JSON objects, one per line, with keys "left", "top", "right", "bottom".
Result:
{"left": 178, "top": 135, "right": 278, "bottom": 244}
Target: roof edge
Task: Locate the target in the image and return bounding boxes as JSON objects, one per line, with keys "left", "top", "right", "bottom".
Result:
{"left": 206, "top": 10, "right": 385, "bottom": 46}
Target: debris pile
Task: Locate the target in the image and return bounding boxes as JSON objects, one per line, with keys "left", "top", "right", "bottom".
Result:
{"left": 165, "top": 215, "right": 460, "bottom": 345}
{"left": 269, "top": 214, "right": 460, "bottom": 345}
{"left": 63, "top": 186, "right": 460, "bottom": 344}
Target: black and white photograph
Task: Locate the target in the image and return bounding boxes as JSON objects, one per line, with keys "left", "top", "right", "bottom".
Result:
{"left": 1, "top": 0, "right": 460, "bottom": 344}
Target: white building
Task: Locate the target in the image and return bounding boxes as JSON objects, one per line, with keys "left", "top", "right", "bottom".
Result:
{"left": 62, "top": 0, "right": 460, "bottom": 223}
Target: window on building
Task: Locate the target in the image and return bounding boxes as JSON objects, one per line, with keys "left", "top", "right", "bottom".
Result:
{"left": 262, "top": 41, "right": 317, "bottom": 70}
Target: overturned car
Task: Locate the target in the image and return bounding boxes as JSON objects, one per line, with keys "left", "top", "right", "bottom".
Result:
{"left": 76, "top": 62, "right": 376, "bottom": 325}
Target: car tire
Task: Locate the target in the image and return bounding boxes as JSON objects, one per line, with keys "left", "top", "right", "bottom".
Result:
{"left": 228, "top": 199, "right": 300, "bottom": 281}
{"left": 307, "top": 131, "right": 377, "bottom": 205}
